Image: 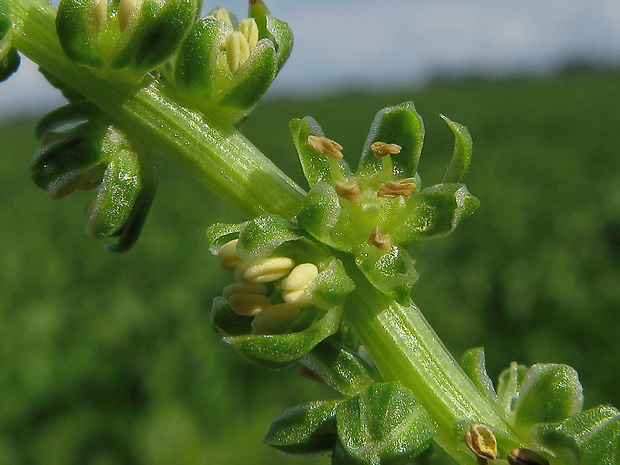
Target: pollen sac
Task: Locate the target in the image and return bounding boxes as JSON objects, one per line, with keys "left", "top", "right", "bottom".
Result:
{"left": 251, "top": 303, "right": 301, "bottom": 335}
{"left": 31, "top": 101, "right": 156, "bottom": 252}
{"left": 55, "top": 0, "right": 198, "bottom": 82}
{"left": 0, "top": 2, "right": 20, "bottom": 82}
{"left": 282, "top": 263, "right": 319, "bottom": 307}
{"left": 235, "top": 256, "right": 295, "bottom": 283}
{"left": 223, "top": 282, "right": 271, "bottom": 316}
{"left": 174, "top": 3, "right": 293, "bottom": 123}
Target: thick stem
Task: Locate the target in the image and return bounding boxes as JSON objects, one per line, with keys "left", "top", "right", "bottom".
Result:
{"left": 8, "top": 0, "right": 528, "bottom": 463}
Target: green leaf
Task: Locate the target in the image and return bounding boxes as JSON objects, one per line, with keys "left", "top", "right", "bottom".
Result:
{"left": 301, "top": 339, "right": 374, "bottom": 396}
{"left": 335, "top": 382, "right": 435, "bottom": 465}
{"left": 264, "top": 400, "right": 339, "bottom": 458}
{"left": 223, "top": 305, "right": 343, "bottom": 369}
{"left": 460, "top": 347, "right": 499, "bottom": 404}
{"left": 512, "top": 364, "right": 583, "bottom": 433}
{"left": 354, "top": 244, "right": 418, "bottom": 305}
{"left": 533, "top": 405, "right": 620, "bottom": 465}
{"left": 358, "top": 102, "right": 424, "bottom": 178}
{"left": 440, "top": 115, "right": 473, "bottom": 184}
{"left": 236, "top": 214, "right": 301, "bottom": 260}
{"left": 391, "top": 183, "right": 480, "bottom": 245}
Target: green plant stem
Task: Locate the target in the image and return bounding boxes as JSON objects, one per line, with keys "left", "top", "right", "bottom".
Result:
{"left": 9, "top": 0, "right": 528, "bottom": 463}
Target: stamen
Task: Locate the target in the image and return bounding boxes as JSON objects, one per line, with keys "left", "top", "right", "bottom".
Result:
{"left": 117, "top": 0, "right": 138, "bottom": 31}
{"left": 94, "top": 0, "right": 108, "bottom": 31}
{"left": 507, "top": 448, "right": 549, "bottom": 465}
{"left": 377, "top": 178, "right": 416, "bottom": 198}
{"left": 239, "top": 18, "right": 259, "bottom": 49}
{"left": 369, "top": 226, "right": 391, "bottom": 251}
{"left": 282, "top": 263, "right": 319, "bottom": 307}
{"left": 225, "top": 31, "right": 251, "bottom": 73}
{"left": 306, "top": 135, "right": 343, "bottom": 160}
{"left": 465, "top": 424, "right": 499, "bottom": 464}
{"left": 371, "top": 141, "right": 401, "bottom": 159}
{"left": 211, "top": 7, "right": 233, "bottom": 26}
{"left": 217, "top": 239, "right": 241, "bottom": 271}
{"left": 223, "top": 282, "right": 271, "bottom": 316}
{"left": 251, "top": 303, "right": 301, "bottom": 335}
{"left": 235, "top": 257, "right": 295, "bottom": 283}
{"left": 334, "top": 181, "right": 361, "bottom": 204}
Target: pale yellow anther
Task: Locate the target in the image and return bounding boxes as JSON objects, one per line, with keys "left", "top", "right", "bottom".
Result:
{"left": 334, "top": 181, "right": 361, "bottom": 205}
{"left": 371, "top": 141, "right": 402, "bottom": 159}
{"left": 306, "top": 135, "right": 344, "bottom": 160}
{"left": 251, "top": 303, "right": 301, "bottom": 335}
{"left": 377, "top": 178, "right": 416, "bottom": 198}
{"left": 282, "top": 263, "right": 319, "bottom": 307}
{"left": 235, "top": 257, "right": 295, "bottom": 283}
{"left": 223, "top": 282, "right": 271, "bottom": 316}
{"left": 218, "top": 239, "right": 241, "bottom": 271}
{"left": 94, "top": 0, "right": 108, "bottom": 31}
{"left": 369, "top": 226, "right": 391, "bottom": 251}
{"left": 239, "top": 18, "right": 259, "bottom": 49}
{"left": 464, "top": 424, "right": 499, "bottom": 462}
{"left": 117, "top": 0, "right": 139, "bottom": 31}
{"left": 225, "top": 31, "right": 251, "bottom": 73}
{"left": 210, "top": 7, "right": 233, "bottom": 26}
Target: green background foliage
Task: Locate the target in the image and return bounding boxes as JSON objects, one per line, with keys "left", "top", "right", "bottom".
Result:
{"left": 1, "top": 68, "right": 619, "bottom": 464}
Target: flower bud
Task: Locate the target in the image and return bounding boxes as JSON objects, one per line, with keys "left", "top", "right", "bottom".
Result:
{"left": 174, "top": 3, "right": 293, "bottom": 123}
{"left": 56, "top": 0, "right": 198, "bottom": 81}
{"left": 251, "top": 303, "right": 301, "bottom": 335}
{"left": 31, "top": 102, "right": 156, "bottom": 252}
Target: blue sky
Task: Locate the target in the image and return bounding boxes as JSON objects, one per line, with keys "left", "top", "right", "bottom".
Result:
{"left": 2, "top": 0, "right": 620, "bottom": 119}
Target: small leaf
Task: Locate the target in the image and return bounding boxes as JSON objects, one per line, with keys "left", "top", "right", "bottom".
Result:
{"left": 264, "top": 400, "right": 339, "bottom": 458}
{"left": 512, "top": 364, "right": 583, "bottom": 433}
{"left": 460, "top": 347, "right": 499, "bottom": 404}
{"left": 358, "top": 102, "right": 424, "bottom": 178}
{"left": 335, "top": 382, "right": 435, "bottom": 465}
{"left": 440, "top": 115, "right": 473, "bottom": 184}
{"left": 300, "top": 339, "right": 374, "bottom": 396}
{"left": 224, "top": 305, "right": 343, "bottom": 369}
{"left": 532, "top": 405, "right": 620, "bottom": 465}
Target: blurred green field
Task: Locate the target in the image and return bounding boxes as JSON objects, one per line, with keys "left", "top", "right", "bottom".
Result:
{"left": 1, "top": 68, "right": 620, "bottom": 464}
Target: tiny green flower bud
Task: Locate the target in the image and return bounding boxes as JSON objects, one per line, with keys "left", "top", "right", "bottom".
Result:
{"left": 251, "top": 303, "right": 301, "bottom": 335}
{"left": 235, "top": 257, "right": 295, "bottom": 283}
{"left": 282, "top": 263, "right": 319, "bottom": 307}
{"left": 223, "top": 282, "right": 271, "bottom": 316}
{"left": 218, "top": 238, "right": 241, "bottom": 271}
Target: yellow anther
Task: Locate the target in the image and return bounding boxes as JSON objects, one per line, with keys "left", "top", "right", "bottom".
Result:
{"left": 282, "top": 263, "right": 319, "bottom": 307}
{"left": 377, "top": 178, "right": 416, "bottom": 198}
{"left": 218, "top": 239, "right": 241, "bottom": 271}
{"left": 464, "top": 424, "right": 499, "bottom": 462}
{"left": 94, "top": 0, "right": 108, "bottom": 31}
{"left": 239, "top": 18, "right": 259, "bottom": 50}
{"left": 306, "top": 135, "right": 344, "bottom": 160}
{"left": 210, "top": 7, "right": 233, "bottom": 26}
{"left": 371, "top": 141, "right": 402, "bottom": 159}
{"left": 334, "top": 181, "right": 361, "bottom": 205}
{"left": 235, "top": 257, "right": 295, "bottom": 283}
{"left": 223, "top": 282, "right": 271, "bottom": 316}
{"left": 251, "top": 303, "right": 301, "bottom": 335}
{"left": 369, "top": 226, "right": 391, "bottom": 251}
{"left": 117, "top": 0, "right": 139, "bottom": 31}
{"left": 225, "top": 31, "right": 251, "bottom": 73}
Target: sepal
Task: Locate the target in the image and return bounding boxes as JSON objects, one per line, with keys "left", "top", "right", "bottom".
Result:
{"left": 264, "top": 400, "right": 339, "bottom": 459}
{"left": 441, "top": 115, "right": 473, "bottom": 183}
{"left": 334, "top": 382, "right": 436, "bottom": 465}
